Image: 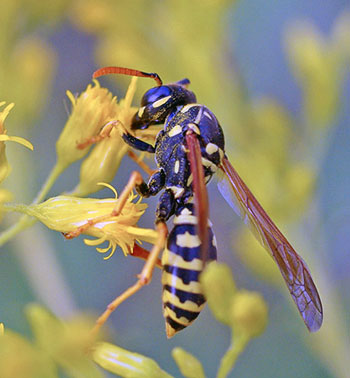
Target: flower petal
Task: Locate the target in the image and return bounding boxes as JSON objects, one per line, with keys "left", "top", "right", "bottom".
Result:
{"left": 0, "top": 135, "right": 34, "bottom": 150}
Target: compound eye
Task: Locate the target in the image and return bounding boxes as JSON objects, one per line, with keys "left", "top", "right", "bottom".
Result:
{"left": 141, "top": 86, "right": 172, "bottom": 106}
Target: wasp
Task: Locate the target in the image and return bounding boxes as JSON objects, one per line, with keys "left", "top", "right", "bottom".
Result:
{"left": 84, "top": 66, "right": 323, "bottom": 337}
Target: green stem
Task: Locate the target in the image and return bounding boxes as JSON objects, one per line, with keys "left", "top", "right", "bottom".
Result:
{"left": 0, "top": 162, "right": 64, "bottom": 247}
{"left": 32, "top": 162, "right": 65, "bottom": 204}
{"left": 217, "top": 333, "right": 249, "bottom": 378}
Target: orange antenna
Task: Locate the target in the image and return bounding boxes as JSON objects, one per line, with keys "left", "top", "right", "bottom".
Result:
{"left": 92, "top": 66, "right": 163, "bottom": 86}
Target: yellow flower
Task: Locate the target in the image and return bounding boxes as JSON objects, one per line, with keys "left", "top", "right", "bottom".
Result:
{"left": 72, "top": 77, "right": 158, "bottom": 197}
{"left": 55, "top": 80, "right": 119, "bottom": 171}
{"left": 8, "top": 183, "right": 158, "bottom": 259}
{"left": 0, "top": 102, "right": 33, "bottom": 183}
{"left": 72, "top": 76, "right": 136, "bottom": 197}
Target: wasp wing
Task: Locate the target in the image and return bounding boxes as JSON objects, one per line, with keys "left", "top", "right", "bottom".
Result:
{"left": 186, "top": 132, "right": 209, "bottom": 265}
{"left": 218, "top": 156, "right": 323, "bottom": 332}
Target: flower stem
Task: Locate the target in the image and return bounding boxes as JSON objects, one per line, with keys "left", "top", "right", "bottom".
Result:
{"left": 33, "top": 162, "right": 65, "bottom": 204}
{"left": 0, "top": 162, "right": 64, "bottom": 247}
{"left": 217, "top": 332, "right": 249, "bottom": 378}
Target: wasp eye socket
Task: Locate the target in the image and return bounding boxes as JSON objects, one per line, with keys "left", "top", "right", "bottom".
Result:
{"left": 141, "top": 86, "right": 172, "bottom": 106}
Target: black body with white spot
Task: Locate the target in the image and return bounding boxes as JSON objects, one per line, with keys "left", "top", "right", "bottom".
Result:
{"left": 122, "top": 80, "right": 225, "bottom": 336}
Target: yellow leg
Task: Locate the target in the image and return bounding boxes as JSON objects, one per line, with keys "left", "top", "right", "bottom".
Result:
{"left": 78, "top": 118, "right": 155, "bottom": 175}
{"left": 91, "top": 222, "right": 168, "bottom": 335}
{"left": 111, "top": 171, "right": 144, "bottom": 215}
{"left": 127, "top": 150, "right": 156, "bottom": 176}
{"left": 63, "top": 171, "right": 146, "bottom": 240}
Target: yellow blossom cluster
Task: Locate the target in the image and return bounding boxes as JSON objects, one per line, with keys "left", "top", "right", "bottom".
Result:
{"left": 6, "top": 184, "right": 159, "bottom": 259}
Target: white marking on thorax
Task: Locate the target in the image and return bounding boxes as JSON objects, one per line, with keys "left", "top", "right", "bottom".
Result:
{"left": 188, "top": 123, "right": 200, "bottom": 134}
{"left": 174, "top": 160, "right": 180, "bottom": 173}
{"left": 168, "top": 186, "right": 185, "bottom": 198}
{"left": 201, "top": 157, "right": 218, "bottom": 172}
{"left": 153, "top": 95, "right": 171, "bottom": 108}
{"left": 180, "top": 104, "right": 198, "bottom": 113}
{"left": 169, "top": 124, "right": 182, "bottom": 137}
{"left": 181, "top": 207, "right": 192, "bottom": 215}
{"left": 205, "top": 143, "right": 219, "bottom": 155}
{"left": 203, "top": 110, "right": 213, "bottom": 120}
{"left": 194, "top": 106, "right": 204, "bottom": 124}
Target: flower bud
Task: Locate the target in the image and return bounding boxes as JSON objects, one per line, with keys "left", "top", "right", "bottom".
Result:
{"left": 231, "top": 290, "right": 268, "bottom": 338}
{"left": 56, "top": 81, "right": 118, "bottom": 171}
{"left": 25, "top": 304, "right": 102, "bottom": 377}
{"left": 0, "top": 329, "right": 56, "bottom": 378}
{"left": 172, "top": 347, "right": 205, "bottom": 378}
{"left": 93, "top": 342, "right": 172, "bottom": 378}
{"left": 72, "top": 77, "right": 140, "bottom": 196}
{"left": 200, "top": 262, "right": 236, "bottom": 325}
{"left": 73, "top": 134, "right": 128, "bottom": 196}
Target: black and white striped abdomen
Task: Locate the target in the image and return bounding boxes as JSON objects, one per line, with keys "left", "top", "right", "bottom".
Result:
{"left": 161, "top": 205, "right": 217, "bottom": 338}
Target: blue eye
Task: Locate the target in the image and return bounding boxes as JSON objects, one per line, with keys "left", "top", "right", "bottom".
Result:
{"left": 141, "top": 86, "right": 172, "bottom": 106}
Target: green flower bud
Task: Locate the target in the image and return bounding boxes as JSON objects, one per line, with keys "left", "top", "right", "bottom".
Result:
{"left": 200, "top": 262, "right": 237, "bottom": 326}
{"left": 231, "top": 290, "right": 268, "bottom": 338}
{"left": 92, "top": 342, "right": 173, "bottom": 378}
{"left": 172, "top": 347, "right": 205, "bottom": 378}
{"left": 0, "top": 329, "right": 56, "bottom": 378}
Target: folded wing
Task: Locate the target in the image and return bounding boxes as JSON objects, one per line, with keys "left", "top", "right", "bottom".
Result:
{"left": 218, "top": 157, "right": 323, "bottom": 332}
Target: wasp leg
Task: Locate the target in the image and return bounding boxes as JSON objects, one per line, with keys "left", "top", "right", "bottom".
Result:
{"left": 122, "top": 131, "right": 156, "bottom": 153}
{"left": 110, "top": 171, "right": 147, "bottom": 216}
{"left": 92, "top": 222, "right": 168, "bottom": 335}
{"left": 136, "top": 169, "right": 165, "bottom": 198}
{"left": 63, "top": 171, "right": 147, "bottom": 239}
{"left": 77, "top": 120, "right": 122, "bottom": 150}
{"left": 156, "top": 189, "right": 175, "bottom": 222}
{"left": 132, "top": 243, "right": 162, "bottom": 268}
{"left": 127, "top": 150, "right": 156, "bottom": 176}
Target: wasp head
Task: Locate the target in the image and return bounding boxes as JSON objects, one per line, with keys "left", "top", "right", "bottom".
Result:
{"left": 131, "top": 81, "right": 196, "bottom": 130}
